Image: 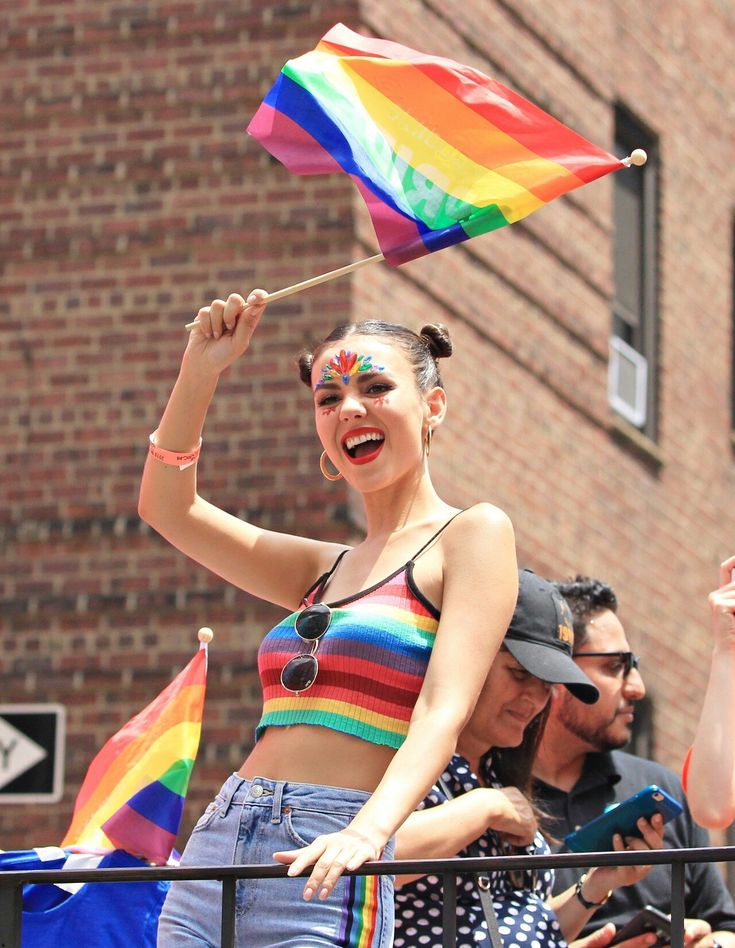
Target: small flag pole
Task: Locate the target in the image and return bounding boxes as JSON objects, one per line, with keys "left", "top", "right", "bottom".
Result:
{"left": 183, "top": 150, "right": 644, "bottom": 330}
{"left": 184, "top": 252, "right": 385, "bottom": 330}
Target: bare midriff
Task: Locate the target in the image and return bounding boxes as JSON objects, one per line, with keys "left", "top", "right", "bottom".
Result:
{"left": 238, "top": 725, "right": 397, "bottom": 792}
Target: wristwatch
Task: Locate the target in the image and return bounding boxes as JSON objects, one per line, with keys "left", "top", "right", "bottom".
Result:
{"left": 574, "top": 873, "right": 612, "bottom": 909}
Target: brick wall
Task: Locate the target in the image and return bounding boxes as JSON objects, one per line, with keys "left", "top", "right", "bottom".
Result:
{"left": 1, "top": 0, "right": 734, "bottom": 851}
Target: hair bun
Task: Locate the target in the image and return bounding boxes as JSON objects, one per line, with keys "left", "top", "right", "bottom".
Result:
{"left": 419, "top": 323, "right": 453, "bottom": 360}
{"left": 297, "top": 351, "right": 314, "bottom": 387}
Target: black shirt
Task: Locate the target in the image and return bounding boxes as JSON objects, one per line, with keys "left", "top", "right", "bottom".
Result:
{"left": 533, "top": 750, "right": 735, "bottom": 936}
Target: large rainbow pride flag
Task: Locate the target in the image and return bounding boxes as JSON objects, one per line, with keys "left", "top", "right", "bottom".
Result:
{"left": 248, "top": 23, "right": 626, "bottom": 266}
{"left": 61, "top": 641, "right": 208, "bottom": 865}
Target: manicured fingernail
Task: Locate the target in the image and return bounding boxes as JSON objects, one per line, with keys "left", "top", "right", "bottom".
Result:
{"left": 247, "top": 292, "right": 257, "bottom": 303}
{"left": 213, "top": 330, "right": 220, "bottom": 339}
{"left": 319, "top": 887, "right": 329, "bottom": 900}
{"left": 303, "top": 886, "right": 314, "bottom": 901}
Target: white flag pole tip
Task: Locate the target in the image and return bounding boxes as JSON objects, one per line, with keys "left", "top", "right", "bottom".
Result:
{"left": 622, "top": 149, "right": 648, "bottom": 168}
{"left": 197, "top": 627, "right": 214, "bottom": 644}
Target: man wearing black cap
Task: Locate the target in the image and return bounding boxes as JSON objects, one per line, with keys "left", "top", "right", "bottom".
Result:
{"left": 533, "top": 576, "right": 735, "bottom": 948}
{"left": 392, "top": 570, "right": 664, "bottom": 948}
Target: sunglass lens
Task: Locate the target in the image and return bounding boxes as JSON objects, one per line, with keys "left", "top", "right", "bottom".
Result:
{"left": 295, "top": 602, "right": 331, "bottom": 641}
{"left": 281, "top": 654, "right": 318, "bottom": 692}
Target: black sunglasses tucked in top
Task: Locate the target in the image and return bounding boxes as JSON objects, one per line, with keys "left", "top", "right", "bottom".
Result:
{"left": 280, "top": 602, "right": 332, "bottom": 693}
{"left": 573, "top": 650, "right": 640, "bottom": 677}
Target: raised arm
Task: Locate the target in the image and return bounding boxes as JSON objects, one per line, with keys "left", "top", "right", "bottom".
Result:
{"left": 275, "top": 503, "right": 519, "bottom": 898}
{"left": 139, "top": 292, "right": 345, "bottom": 611}
{"left": 686, "top": 555, "right": 735, "bottom": 828}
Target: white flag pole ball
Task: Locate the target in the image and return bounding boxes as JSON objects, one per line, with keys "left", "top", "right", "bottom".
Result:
{"left": 198, "top": 627, "right": 214, "bottom": 643}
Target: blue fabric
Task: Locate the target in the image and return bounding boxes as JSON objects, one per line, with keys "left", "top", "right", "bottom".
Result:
{"left": 158, "top": 773, "right": 395, "bottom": 947}
{"left": 126, "top": 780, "right": 185, "bottom": 834}
{"left": 0, "top": 848, "right": 169, "bottom": 947}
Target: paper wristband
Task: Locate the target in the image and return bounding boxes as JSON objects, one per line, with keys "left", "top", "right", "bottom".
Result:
{"left": 148, "top": 431, "right": 202, "bottom": 471}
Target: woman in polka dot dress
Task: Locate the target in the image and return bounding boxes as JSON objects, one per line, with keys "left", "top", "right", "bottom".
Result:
{"left": 394, "top": 570, "right": 665, "bottom": 948}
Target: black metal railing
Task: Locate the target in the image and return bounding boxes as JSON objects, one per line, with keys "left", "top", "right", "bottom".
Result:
{"left": 2, "top": 845, "right": 735, "bottom": 948}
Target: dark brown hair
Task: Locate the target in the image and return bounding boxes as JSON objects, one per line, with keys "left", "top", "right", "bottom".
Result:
{"left": 490, "top": 700, "right": 558, "bottom": 856}
{"left": 297, "top": 320, "right": 453, "bottom": 391}
{"left": 490, "top": 700, "right": 551, "bottom": 799}
{"left": 551, "top": 576, "right": 618, "bottom": 649}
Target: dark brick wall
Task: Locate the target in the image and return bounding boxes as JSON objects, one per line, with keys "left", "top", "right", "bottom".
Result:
{"left": 2, "top": 0, "right": 733, "bottom": 850}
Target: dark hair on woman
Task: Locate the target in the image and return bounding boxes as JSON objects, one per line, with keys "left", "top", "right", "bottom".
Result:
{"left": 551, "top": 576, "right": 618, "bottom": 649}
{"left": 297, "top": 320, "right": 453, "bottom": 391}
{"left": 487, "top": 701, "right": 556, "bottom": 863}
{"left": 490, "top": 700, "right": 551, "bottom": 801}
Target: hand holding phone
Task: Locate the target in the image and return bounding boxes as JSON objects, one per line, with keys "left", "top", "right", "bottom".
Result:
{"left": 609, "top": 906, "right": 671, "bottom": 947}
{"left": 564, "top": 785, "right": 683, "bottom": 853}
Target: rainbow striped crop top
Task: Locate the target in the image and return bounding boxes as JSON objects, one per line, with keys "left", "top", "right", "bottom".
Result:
{"left": 256, "top": 515, "right": 461, "bottom": 749}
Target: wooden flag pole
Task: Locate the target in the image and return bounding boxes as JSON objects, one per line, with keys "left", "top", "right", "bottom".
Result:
{"left": 184, "top": 252, "right": 385, "bottom": 330}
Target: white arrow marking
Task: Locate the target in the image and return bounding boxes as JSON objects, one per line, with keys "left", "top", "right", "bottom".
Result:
{"left": 0, "top": 717, "right": 47, "bottom": 790}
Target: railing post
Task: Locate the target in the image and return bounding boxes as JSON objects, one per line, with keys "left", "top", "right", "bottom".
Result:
{"left": 220, "top": 876, "right": 236, "bottom": 948}
{"left": 670, "top": 861, "right": 686, "bottom": 948}
{"left": 0, "top": 881, "right": 22, "bottom": 948}
{"left": 442, "top": 871, "right": 457, "bottom": 947}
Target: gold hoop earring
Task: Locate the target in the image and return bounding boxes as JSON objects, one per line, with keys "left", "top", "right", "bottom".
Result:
{"left": 424, "top": 426, "right": 433, "bottom": 457}
{"left": 319, "top": 451, "right": 343, "bottom": 482}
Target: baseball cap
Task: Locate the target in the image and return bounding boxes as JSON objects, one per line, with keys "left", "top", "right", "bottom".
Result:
{"left": 504, "top": 569, "right": 599, "bottom": 704}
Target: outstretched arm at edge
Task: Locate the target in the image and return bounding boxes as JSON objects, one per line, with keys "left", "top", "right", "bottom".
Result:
{"left": 686, "top": 555, "right": 735, "bottom": 829}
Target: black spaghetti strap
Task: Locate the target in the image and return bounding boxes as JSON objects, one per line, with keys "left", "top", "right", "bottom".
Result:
{"left": 311, "top": 549, "right": 349, "bottom": 602}
{"left": 410, "top": 508, "right": 467, "bottom": 562}
{"left": 308, "top": 509, "right": 467, "bottom": 605}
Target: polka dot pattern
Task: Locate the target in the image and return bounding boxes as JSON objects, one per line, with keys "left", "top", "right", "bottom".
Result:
{"left": 394, "top": 756, "right": 567, "bottom": 948}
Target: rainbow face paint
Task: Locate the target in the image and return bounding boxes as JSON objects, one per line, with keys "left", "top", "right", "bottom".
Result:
{"left": 315, "top": 349, "right": 384, "bottom": 389}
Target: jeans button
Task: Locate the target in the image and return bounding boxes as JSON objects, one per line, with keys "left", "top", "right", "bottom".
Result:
{"left": 250, "top": 785, "right": 263, "bottom": 798}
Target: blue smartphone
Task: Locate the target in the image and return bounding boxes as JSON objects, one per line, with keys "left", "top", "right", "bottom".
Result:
{"left": 564, "top": 784, "right": 683, "bottom": 853}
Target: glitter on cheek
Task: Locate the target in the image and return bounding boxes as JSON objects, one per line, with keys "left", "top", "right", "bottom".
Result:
{"left": 320, "top": 406, "right": 337, "bottom": 416}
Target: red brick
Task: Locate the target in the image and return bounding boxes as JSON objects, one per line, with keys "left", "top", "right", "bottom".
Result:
{"left": 1, "top": 0, "right": 733, "bottom": 853}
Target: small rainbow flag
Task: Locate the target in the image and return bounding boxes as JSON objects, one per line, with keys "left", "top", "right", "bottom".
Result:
{"left": 248, "top": 23, "right": 625, "bottom": 266}
{"left": 61, "top": 642, "right": 208, "bottom": 866}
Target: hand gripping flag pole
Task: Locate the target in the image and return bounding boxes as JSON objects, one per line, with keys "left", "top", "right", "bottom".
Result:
{"left": 186, "top": 23, "right": 647, "bottom": 328}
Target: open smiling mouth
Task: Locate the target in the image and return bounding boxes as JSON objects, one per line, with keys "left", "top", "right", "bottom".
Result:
{"left": 342, "top": 428, "right": 385, "bottom": 465}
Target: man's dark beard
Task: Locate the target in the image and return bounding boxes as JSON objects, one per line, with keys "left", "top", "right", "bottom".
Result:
{"left": 557, "top": 697, "right": 630, "bottom": 752}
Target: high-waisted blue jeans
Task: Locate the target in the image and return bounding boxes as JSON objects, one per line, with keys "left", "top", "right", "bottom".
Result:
{"left": 157, "top": 774, "right": 395, "bottom": 947}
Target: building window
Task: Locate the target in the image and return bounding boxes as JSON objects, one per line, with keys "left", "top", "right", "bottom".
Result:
{"left": 610, "top": 107, "right": 659, "bottom": 439}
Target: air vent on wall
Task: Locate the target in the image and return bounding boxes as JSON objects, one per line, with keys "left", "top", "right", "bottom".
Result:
{"left": 608, "top": 335, "right": 648, "bottom": 428}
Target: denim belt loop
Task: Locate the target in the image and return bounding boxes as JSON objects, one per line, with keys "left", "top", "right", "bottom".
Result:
{"left": 221, "top": 774, "right": 248, "bottom": 818}
{"left": 271, "top": 781, "right": 285, "bottom": 824}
